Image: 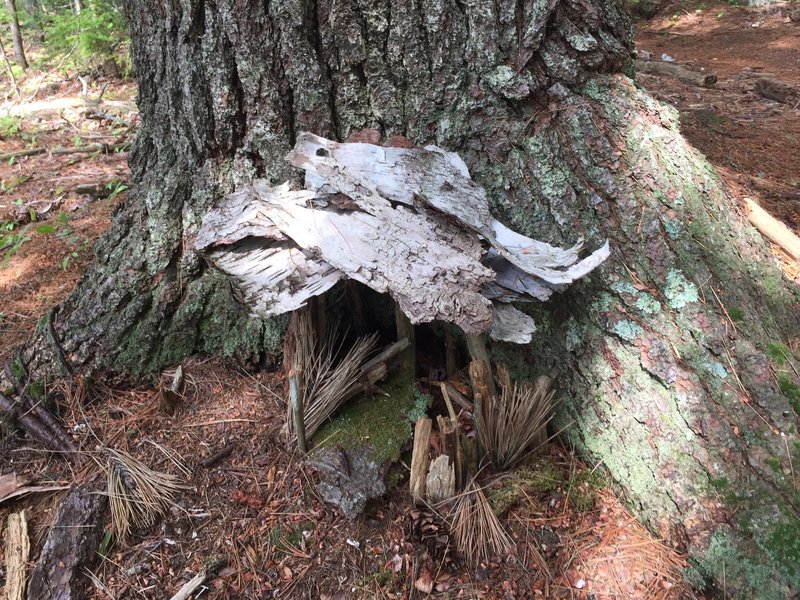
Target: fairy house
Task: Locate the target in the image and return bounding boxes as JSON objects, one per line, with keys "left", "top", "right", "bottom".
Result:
{"left": 194, "top": 131, "right": 609, "bottom": 515}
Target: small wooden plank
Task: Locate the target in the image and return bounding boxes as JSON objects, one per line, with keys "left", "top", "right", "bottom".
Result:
{"left": 425, "top": 455, "right": 455, "bottom": 503}
{"left": 410, "top": 418, "right": 432, "bottom": 504}
{"left": 6, "top": 510, "right": 30, "bottom": 600}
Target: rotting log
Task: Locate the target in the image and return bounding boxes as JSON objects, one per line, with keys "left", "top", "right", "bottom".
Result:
{"left": 755, "top": 78, "right": 799, "bottom": 106}
{"left": 635, "top": 60, "right": 717, "bottom": 87}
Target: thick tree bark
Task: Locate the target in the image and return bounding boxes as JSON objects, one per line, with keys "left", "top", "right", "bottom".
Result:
{"left": 4, "top": 0, "right": 27, "bottom": 69}
{"left": 16, "top": 0, "right": 800, "bottom": 596}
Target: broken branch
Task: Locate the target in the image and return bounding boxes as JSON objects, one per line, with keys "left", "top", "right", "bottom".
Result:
{"left": 635, "top": 60, "right": 717, "bottom": 87}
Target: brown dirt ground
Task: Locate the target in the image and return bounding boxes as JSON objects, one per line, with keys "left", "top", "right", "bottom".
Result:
{"left": 635, "top": 0, "right": 800, "bottom": 279}
{"left": 10, "top": 11, "right": 800, "bottom": 595}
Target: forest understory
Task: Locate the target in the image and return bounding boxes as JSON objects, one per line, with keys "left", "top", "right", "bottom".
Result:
{"left": 0, "top": 1, "right": 798, "bottom": 598}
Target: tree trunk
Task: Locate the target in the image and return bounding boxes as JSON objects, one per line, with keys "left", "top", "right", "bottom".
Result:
{"left": 4, "top": 0, "right": 27, "bottom": 69}
{"left": 16, "top": 0, "right": 800, "bottom": 596}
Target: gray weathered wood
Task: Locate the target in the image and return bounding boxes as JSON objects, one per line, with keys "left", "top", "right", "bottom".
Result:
{"left": 410, "top": 418, "right": 432, "bottom": 504}
{"left": 196, "top": 135, "right": 609, "bottom": 340}
{"left": 425, "top": 455, "right": 455, "bottom": 503}
{"left": 27, "top": 485, "right": 106, "bottom": 600}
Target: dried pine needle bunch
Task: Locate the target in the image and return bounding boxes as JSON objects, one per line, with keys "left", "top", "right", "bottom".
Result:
{"left": 287, "top": 309, "right": 379, "bottom": 443}
{"left": 479, "top": 367, "right": 557, "bottom": 469}
{"left": 448, "top": 480, "right": 515, "bottom": 567}
{"left": 106, "top": 448, "right": 190, "bottom": 540}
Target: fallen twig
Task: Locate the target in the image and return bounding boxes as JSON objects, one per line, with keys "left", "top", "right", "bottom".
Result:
{"left": 0, "top": 391, "right": 77, "bottom": 455}
{"left": 745, "top": 198, "right": 800, "bottom": 262}
{"left": 169, "top": 559, "right": 226, "bottom": 600}
{"left": 0, "top": 142, "right": 129, "bottom": 162}
{"left": 200, "top": 442, "right": 237, "bottom": 468}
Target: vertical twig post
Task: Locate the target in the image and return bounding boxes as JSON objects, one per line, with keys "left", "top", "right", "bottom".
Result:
{"left": 465, "top": 333, "right": 495, "bottom": 397}
{"left": 394, "top": 302, "right": 415, "bottom": 372}
{"left": 439, "top": 383, "right": 463, "bottom": 491}
{"left": 289, "top": 371, "right": 306, "bottom": 453}
{"left": 410, "top": 417, "right": 432, "bottom": 503}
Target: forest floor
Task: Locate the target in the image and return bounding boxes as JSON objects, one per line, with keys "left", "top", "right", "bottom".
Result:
{"left": 0, "top": 2, "right": 798, "bottom": 598}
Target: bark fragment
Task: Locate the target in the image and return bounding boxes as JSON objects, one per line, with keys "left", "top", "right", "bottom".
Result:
{"left": 197, "top": 134, "right": 609, "bottom": 342}
{"left": 27, "top": 485, "right": 106, "bottom": 600}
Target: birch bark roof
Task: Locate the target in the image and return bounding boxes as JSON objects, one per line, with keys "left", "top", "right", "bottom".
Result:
{"left": 196, "top": 132, "right": 610, "bottom": 343}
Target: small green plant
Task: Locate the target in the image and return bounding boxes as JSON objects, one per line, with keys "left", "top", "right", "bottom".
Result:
{"left": 98, "top": 529, "right": 114, "bottom": 558}
{"left": 0, "top": 221, "right": 31, "bottom": 264}
{"left": 0, "top": 115, "right": 21, "bottom": 138}
{"left": 62, "top": 250, "right": 79, "bottom": 271}
{"left": 106, "top": 179, "right": 129, "bottom": 201}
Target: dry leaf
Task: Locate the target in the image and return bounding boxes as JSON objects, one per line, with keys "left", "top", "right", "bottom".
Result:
{"left": 414, "top": 570, "right": 433, "bottom": 593}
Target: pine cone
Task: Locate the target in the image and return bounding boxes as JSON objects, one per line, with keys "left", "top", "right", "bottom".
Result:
{"left": 405, "top": 508, "right": 460, "bottom": 567}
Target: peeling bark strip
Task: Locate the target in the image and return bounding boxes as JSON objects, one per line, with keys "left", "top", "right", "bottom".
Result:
{"left": 27, "top": 485, "right": 106, "bottom": 600}
{"left": 197, "top": 134, "right": 608, "bottom": 341}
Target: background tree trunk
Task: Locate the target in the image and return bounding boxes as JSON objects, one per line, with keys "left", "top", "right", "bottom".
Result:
{"left": 18, "top": 0, "right": 800, "bottom": 596}
{"left": 4, "top": 0, "right": 27, "bottom": 69}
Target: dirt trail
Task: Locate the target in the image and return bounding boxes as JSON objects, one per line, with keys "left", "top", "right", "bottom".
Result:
{"left": 635, "top": 0, "right": 800, "bottom": 250}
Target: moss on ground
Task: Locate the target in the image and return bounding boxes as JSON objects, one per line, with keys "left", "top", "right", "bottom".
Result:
{"left": 312, "top": 368, "right": 423, "bottom": 465}
{"left": 486, "top": 455, "right": 564, "bottom": 515}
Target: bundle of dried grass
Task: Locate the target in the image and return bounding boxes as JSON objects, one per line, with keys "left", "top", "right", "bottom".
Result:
{"left": 106, "top": 448, "right": 189, "bottom": 540}
{"left": 449, "top": 480, "right": 514, "bottom": 566}
{"left": 287, "top": 309, "right": 379, "bottom": 443}
{"left": 479, "top": 368, "right": 556, "bottom": 469}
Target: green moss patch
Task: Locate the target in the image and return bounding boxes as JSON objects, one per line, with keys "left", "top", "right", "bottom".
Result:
{"left": 312, "top": 369, "right": 422, "bottom": 464}
{"left": 486, "top": 456, "right": 564, "bottom": 515}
